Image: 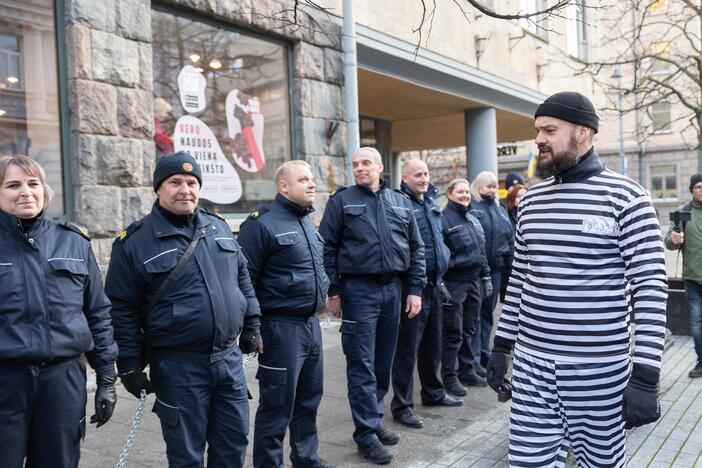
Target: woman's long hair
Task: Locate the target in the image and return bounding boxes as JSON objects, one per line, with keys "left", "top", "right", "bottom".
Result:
{"left": 506, "top": 184, "right": 528, "bottom": 214}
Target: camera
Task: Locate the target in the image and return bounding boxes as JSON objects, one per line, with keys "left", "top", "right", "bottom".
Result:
{"left": 670, "top": 210, "right": 691, "bottom": 232}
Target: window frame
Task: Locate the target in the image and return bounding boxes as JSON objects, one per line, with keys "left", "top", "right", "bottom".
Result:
{"left": 152, "top": 1, "right": 297, "bottom": 219}
{"left": 55, "top": 0, "right": 73, "bottom": 219}
{"left": 648, "top": 162, "right": 678, "bottom": 202}
{"left": 566, "top": 0, "right": 587, "bottom": 61}
{"left": 520, "top": 0, "right": 549, "bottom": 42}
{"left": 650, "top": 101, "right": 672, "bottom": 134}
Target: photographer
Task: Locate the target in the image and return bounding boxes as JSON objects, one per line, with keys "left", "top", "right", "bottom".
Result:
{"left": 665, "top": 174, "right": 702, "bottom": 378}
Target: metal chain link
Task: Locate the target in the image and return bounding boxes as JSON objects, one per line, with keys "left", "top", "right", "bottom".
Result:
{"left": 115, "top": 314, "right": 337, "bottom": 466}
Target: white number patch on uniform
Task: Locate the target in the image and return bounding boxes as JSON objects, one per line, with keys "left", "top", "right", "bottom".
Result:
{"left": 581, "top": 216, "right": 617, "bottom": 235}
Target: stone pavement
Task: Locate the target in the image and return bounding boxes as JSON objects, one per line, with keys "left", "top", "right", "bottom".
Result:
{"left": 81, "top": 323, "right": 702, "bottom": 467}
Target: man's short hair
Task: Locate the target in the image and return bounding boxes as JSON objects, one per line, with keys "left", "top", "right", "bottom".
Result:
{"left": 356, "top": 147, "right": 382, "bottom": 165}
{"left": 401, "top": 158, "right": 428, "bottom": 176}
{"left": 275, "top": 160, "right": 312, "bottom": 185}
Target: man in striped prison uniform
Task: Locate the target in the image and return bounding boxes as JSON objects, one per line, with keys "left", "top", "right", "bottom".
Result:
{"left": 487, "top": 92, "right": 667, "bottom": 468}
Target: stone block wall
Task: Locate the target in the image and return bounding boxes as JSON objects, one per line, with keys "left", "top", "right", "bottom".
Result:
{"left": 63, "top": 0, "right": 347, "bottom": 265}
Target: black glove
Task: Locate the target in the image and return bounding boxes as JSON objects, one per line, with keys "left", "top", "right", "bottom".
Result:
{"left": 439, "top": 282, "right": 452, "bottom": 305}
{"left": 239, "top": 325, "right": 260, "bottom": 354}
{"left": 91, "top": 364, "right": 117, "bottom": 428}
{"left": 486, "top": 337, "right": 513, "bottom": 393}
{"left": 482, "top": 276, "right": 493, "bottom": 298}
{"left": 623, "top": 364, "right": 661, "bottom": 430}
{"left": 119, "top": 369, "right": 153, "bottom": 399}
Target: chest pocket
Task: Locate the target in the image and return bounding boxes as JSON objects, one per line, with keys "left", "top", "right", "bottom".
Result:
{"left": 215, "top": 237, "right": 240, "bottom": 253}
{"left": 48, "top": 258, "right": 89, "bottom": 302}
{"left": 274, "top": 231, "right": 302, "bottom": 247}
{"left": 343, "top": 204, "right": 366, "bottom": 217}
{"left": 48, "top": 258, "right": 89, "bottom": 275}
{"left": 388, "top": 205, "right": 411, "bottom": 225}
{"left": 143, "top": 248, "right": 179, "bottom": 274}
{"left": 446, "top": 224, "right": 474, "bottom": 252}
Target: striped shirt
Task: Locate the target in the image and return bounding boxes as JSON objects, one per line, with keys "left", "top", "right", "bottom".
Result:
{"left": 496, "top": 151, "right": 668, "bottom": 370}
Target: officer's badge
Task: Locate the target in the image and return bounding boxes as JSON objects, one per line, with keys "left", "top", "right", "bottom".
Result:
{"left": 183, "top": 162, "right": 193, "bottom": 172}
{"left": 118, "top": 230, "right": 128, "bottom": 240}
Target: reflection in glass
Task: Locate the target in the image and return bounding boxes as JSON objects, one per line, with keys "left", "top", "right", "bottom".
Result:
{"left": 0, "top": 1, "right": 64, "bottom": 217}
{"left": 152, "top": 9, "right": 291, "bottom": 215}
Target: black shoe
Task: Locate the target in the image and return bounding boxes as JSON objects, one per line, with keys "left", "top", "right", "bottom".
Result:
{"left": 293, "top": 459, "right": 336, "bottom": 468}
{"left": 423, "top": 394, "right": 463, "bottom": 407}
{"left": 358, "top": 440, "right": 393, "bottom": 464}
{"left": 393, "top": 410, "right": 423, "bottom": 428}
{"left": 689, "top": 363, "right": 702, "bottom": 379}
{"left": 376, "top": 423, "right": 400, "bottom": 445}
{"left": 475, "top": 363, "right": 487, "bottom": 378}
{"left": 460, "top": 373, "right": 488, "bottom": 387}
{"left": 445, "top": 381, "right": 467, "bottom": 397}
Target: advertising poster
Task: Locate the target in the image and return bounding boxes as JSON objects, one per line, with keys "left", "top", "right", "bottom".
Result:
{"left": 173, "top": 115, "right": 242, "bottom": 204}
{"left": 226, "top": 89, "right": 265, "bottom": 173}
{"left": 177, "top": 65, "right": 207, "bottom": 113}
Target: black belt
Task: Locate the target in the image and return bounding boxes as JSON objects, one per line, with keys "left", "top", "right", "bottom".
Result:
{"left": 148, "top": 344, "right": 237, "bottom": 363}
{"left": 0, "top": 355, "right": 80, "bottom": 374}
{"left": 344, "top": 273, "right": 400, "bottom": 284}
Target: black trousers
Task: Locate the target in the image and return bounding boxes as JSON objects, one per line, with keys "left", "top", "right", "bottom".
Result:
{"left": 391, "top": 283, "right": 445, "bottom": 416}
{"left": 441, "top": 275, "right": 482, "bottom": 385}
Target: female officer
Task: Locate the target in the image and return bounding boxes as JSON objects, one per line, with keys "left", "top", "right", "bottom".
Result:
{"left": 0, "top": 155, "right": 118, "bottom": 468}
{"left": 469, "top": 171, "right": 513, "bottom": 375}
{"left": 440, "top": 178, "right": 491, "bottom": 397}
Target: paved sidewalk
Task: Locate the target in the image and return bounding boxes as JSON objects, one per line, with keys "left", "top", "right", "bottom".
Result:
{"left": 81, "top": 325, "right": 702, "bottom": 467}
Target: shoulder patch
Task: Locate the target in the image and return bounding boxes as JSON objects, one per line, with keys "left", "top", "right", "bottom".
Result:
{"left": 202, "top": 208, "right": 226, "bottom": 220}
{"left": 116, "top": 220, "right": 143, "bottom": 243}
{"left": 330, "top": 186, "right": 347, "bottom": 198}
{"left": 248, "top": 205, "right": 271, "bottom": 220}
{"left": 59, "top": 221, "right": 91, "bottom": 241}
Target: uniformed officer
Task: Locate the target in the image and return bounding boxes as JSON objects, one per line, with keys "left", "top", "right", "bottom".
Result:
{"left": 105, "top": 152, "right": 261, "bottom": 468}
{"left": 238, "top": 160, "right": 334, "bottom": 468}
{"left": 391, "top": 159, "right": 461, "bottom": 430}
{"left": 319, "top": 147, "right": 426, "bottom": 465}
{"left": 0, "top": 155, "right": 118, "bottom": 468}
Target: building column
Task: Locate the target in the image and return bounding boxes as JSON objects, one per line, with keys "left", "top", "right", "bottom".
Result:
{"left": 464, "top": 108, "right": 497, "bottom": 182}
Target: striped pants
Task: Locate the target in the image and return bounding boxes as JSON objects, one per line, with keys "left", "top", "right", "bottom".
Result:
{"left": 509, "top": 349, "right": 630, "bottom": 467}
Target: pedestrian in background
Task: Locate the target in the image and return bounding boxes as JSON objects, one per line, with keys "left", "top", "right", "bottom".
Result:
{"left": 391, "top": 159, "right": 460, "bottom": 431}
{"left": 319, "top": 147, "right": 425, "bottom": 465}
{"left": 488, "top": 91, "right": 666, "bottom": 467}
{"left": 238, "top": 160, "right": 334, "bottom": 468}
{"left": 106, "top": 152, "right": 260, "bottom": 468}
{"left": 440, "top": 178, "right": 491, "bottom": 396}
{"left": 665, "top": 173, "right": 702, "bottom": 379}
{"left": 469, "top": 171, "right": 513, "bottom": 374}
{"left": 501, "top": 183, "right": 528, "bottom": 302}
{"left": 0, "top": 155, "right": 118, "bottom": 468}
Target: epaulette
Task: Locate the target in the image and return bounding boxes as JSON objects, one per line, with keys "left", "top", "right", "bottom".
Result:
{"left": 394, "top": 189, "right": 411, "bottom": 199}
{"left": 59, "top": 221, "right": 91, "bottom": 241}
{"left": 202, "top": 207, "right": 226, "bottom": 221}
{"left": 329, "top": 186, "right": 347, "bottom": 197}
{"left": 247, "top": 205, "right": 271, "bottom": 220}
{"left": 116, "top": 220, "right": 143, "bottom": 242}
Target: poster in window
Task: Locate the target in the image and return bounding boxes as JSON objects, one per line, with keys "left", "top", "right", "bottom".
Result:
{"left": 177, "top": 65, "right": 207, "bottom": 113}
{"left": 226, "top": 89, "right": 265, "bottom": 173}
{"left": 173, "top": 115, "right": 242, "bottom": 204}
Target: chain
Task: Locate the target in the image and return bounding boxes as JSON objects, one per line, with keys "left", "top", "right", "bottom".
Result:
{"left": 114, "top": 389, "right": 147, "bottom": 468}
{"left": 115, "top": 314, "right": 338, "bottom": 466}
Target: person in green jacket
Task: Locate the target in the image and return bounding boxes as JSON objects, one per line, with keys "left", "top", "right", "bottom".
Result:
{"left": 665, "top": 174, "right": 702, "bottom": 378}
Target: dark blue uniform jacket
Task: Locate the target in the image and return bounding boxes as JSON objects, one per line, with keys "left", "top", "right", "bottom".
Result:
{"left": 0, "top": 209, "right": 117, "bottom": 369}
{"left": 441, "top": 201, "right": 490, "bottom": 281}
{"left": 470, "top": 197, "right": 513, "bottom": 270}
{"left": 105, "top": 203, "right": 260, "bottom": 371}
{"left": 238, "top": 194, "right": 330, "bottom": 317}
{"left": 319, "top": 180, "right": 426, "bottom": 296}
{"left": 399, "top": 182, "right": 449, "bottom": 284}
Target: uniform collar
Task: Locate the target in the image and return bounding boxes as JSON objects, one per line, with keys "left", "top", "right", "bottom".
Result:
{"left": 0, "top": 208, "right": 48, "bottom": 238}
{"left": 399, "top": 181, "right": 438, "bottom": 205}
{"left": 357, "top": 178, "right": 388, "bottom": 196}
{"left": 150, "top": 202, "right": 211, "bottom": 238}
{"left": 275, "top": 193, "right": 314, "bottom": 218}
{"left": 447, "top": 200, "right": 469, "bottom": 215}
{"left": 555, "top": 147, "right": 605, "bottom": 183}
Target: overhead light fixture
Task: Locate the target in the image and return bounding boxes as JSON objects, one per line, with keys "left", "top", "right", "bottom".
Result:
{"left": 189, "top": 54, "right": 200, "bottom": 63}
{"left": 0, "top": 109, "right": 6, "bottom": 116}
{"left": 6, "top": 76, "right": 18, "bottom": 84}
{"left": 194, "top": 67, "right": 204, "bottom": 73}
{"left": 208, "top": 59, "right": 222, "bottom": 70}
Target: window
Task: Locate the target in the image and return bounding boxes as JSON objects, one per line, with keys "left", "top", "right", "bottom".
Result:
{"left": 0, "top": 2, "right": 65, "bottom": 217}
{"left": 152, "top": 9, "right": 292, "bottom": 215}
{"left": 520, "top": 0, "right": 549, "bottom": 40}
{"left": 649, "top": 41, "right": 671, "bottom": 74}
{"left": 650, "top": 102, "right": 672, "bottom": 133}
{"left": 566, "top": 1, "right": 587, "bottom": 60}
{"left": 360, "top": 116, "right": 393, "bottom": 184}
{"left": 650, "top": 164, "right": 677, "bottom": 200}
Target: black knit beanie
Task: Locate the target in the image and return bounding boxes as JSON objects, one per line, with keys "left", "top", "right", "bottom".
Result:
{"left": 505, "top": 171, "right": 525, "bottom": 189}
{"left": 534, "top": 91, "right": 599, "bottom": 133}
{"left": 690, "top": 174, "right": 702, "bottom": 192}
{"left": 153, "top": 152, "right": 203, "bottom": 191}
